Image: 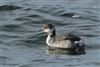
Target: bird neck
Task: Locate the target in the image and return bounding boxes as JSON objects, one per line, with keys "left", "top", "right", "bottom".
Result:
{"left": 49, "top": 29, "right": 56, "bottom": 37}
{"left": 46, "top": 29, "right": 56, "bottom": 46}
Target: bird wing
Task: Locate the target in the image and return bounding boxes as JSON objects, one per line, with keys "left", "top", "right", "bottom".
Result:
{"left": 56, "top": 33, "right": 81, "bottom": 41}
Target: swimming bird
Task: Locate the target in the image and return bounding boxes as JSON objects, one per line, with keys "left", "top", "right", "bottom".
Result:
{"left": 43, "top": 24, "right": 85, "bottom": 53}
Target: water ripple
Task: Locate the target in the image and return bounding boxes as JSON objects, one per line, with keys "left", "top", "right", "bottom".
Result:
{"left": 0, "top": 5, "right": 22, "bottom": 11}
{"left": 1, "top": 0, "right": 100, "bottom": 67}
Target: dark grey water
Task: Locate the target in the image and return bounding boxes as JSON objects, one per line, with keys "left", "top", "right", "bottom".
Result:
{"left": 0, "top": 0, "right": 100, "bottom": 67}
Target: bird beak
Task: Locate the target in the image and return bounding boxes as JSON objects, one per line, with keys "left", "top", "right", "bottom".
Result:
{"left": 39, "top": 29, "right": 43, "bottom": 32}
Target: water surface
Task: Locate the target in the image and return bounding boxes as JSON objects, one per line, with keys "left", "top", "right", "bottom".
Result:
{"left": 0, "top": 0, "right": 100, "bottom": 67}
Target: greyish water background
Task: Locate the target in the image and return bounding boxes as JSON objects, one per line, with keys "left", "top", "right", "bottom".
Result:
{"left": 0, "top": 0, "right": 100, "bottom": 67}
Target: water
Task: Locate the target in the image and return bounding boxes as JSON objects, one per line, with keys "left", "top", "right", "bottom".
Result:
{"left": 0, "top": 0, "right": 100, "bottom": 67}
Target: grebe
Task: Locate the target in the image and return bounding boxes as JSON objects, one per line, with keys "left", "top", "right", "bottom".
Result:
{"left": 43, "top": 24, "right": 85, "bottom": 53}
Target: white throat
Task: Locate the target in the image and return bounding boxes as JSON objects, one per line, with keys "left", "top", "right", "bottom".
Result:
{"left": 46, "top": 34, "right": 52, "bottom": 46}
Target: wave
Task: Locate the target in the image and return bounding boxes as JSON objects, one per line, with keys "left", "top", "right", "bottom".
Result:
{"left": 0, "top": 5, "right": 22, "bottom": 11}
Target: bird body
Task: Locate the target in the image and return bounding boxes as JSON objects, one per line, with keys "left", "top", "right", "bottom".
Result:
{"left": 46, "top": 34, "right": 74, "bottom": 48}
{"left": 43, "top": 24, "right": 85, "bottom": 54}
